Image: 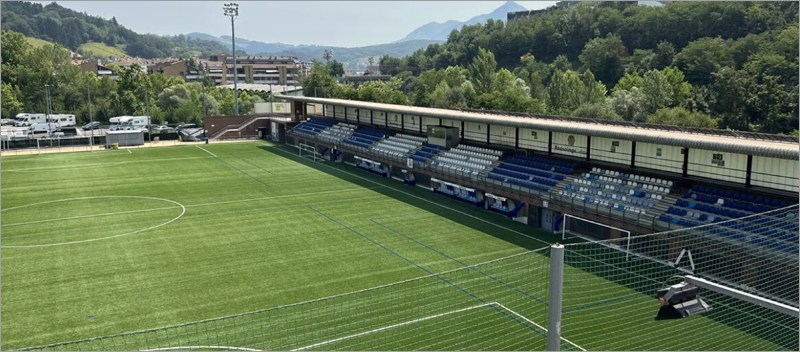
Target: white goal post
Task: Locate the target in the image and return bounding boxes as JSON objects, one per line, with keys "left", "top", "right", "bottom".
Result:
{"left": 299, "top": 143, "right": 319, "bottom": 162}
{"left": 561, "top": 214, "right": 634, "bottom": 261}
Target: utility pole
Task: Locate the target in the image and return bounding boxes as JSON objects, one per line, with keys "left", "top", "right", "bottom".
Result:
{"left": 87, "top": 87, "right": 93, "bottom": 152}
{"left": 224, "top": 3, "right": 239, "bottom": 115}
{"left": 145, "top": 87, "right": 151, "bottom": 143}
{"left": 45, "top": 84, "right": 53, "bottom": 134}
{"left": 202, "top": 71, "right": 207, "bottom": 117}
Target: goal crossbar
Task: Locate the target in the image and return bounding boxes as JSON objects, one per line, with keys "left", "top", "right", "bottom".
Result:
{"left": 561, "top": 214, "right": 634, "bottom": 260}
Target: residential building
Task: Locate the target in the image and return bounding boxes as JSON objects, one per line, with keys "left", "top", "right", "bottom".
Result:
{"left": 147, "top": 60, "right": 202, "bottom": 83}
{"left": 79, "top": 60, "right": 119, "bottom": 80}
{"left": 202, "top": 55, "right": 303, "bottom": 86}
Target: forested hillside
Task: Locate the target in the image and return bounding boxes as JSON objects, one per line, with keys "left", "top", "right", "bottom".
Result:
{"left": 306, "top": 1, "right": 798, "bottom": 135}
{"left": 1, "top": 1, "right": 234, "bottom": 58}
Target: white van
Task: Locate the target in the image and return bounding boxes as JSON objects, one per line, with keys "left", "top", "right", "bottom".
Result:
{"left": 15, "top": 113, "right": 47, "bottom": 126}
{"left": 46, "top": 114, "right": 76, "bottom": 127}
{"left": 27, "top": 123, "right": 59, "bottom": 137}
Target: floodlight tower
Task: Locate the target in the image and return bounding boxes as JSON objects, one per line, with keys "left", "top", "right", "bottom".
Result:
{"left": 223, "top": 2, "right": 239, "bottom": 115}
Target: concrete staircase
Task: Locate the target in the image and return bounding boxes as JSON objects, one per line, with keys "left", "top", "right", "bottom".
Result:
{"left": 210, "top": 115, "right": 275, "bottom": 140}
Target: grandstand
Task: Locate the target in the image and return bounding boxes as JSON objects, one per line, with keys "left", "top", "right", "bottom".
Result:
{"left": 285, "top": 96, "right": 797, "bottom": 240}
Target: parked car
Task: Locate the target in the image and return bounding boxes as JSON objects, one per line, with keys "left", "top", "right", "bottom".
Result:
{"left": 82, "top": 121, "right": 101, "bottom": 130}
{"left": 176, "top": 123, "right": 197, "bottom": 131}
{"left": 55, "top": 127, "right": 79, "bottom": 136}
{"left": 1, "top": 119, "right": 19, "bottom": 126}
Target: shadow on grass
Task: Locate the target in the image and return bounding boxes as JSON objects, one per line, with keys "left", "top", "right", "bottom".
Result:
{"left": 257, "top": 142, "right": 561, "bottom": 252}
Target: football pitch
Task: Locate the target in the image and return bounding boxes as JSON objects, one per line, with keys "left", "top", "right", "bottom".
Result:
{"left": 1, "top": 141, "right": 794, "bottom": 351}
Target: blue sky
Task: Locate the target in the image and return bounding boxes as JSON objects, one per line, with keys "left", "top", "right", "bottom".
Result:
{"left": 33, "top": 1, "right": 557, "bottom": 47}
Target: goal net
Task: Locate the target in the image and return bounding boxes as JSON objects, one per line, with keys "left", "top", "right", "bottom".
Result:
{"left": 558, "top": 205, "right": 799, "bottom": 351}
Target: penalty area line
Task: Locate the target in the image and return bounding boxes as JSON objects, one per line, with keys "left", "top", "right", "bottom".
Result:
{"left": 197, "top": 146, "right": 217, "bottom": 157}
{"left": 290, "top": 302, "right": 497, "bottom": 351}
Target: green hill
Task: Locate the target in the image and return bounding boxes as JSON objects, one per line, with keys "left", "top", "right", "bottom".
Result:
{"left": 78, "top": 42, "right": 128, "bottom": 58}
{"left": 1, "top": 1, "right": 232, "bottom": 58}
{"left": 24, "top": 36, "right": 51, "bottom": 48}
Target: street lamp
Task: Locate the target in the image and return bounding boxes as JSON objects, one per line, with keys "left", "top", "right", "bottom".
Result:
{"left": 223, "top": 2, "right": 239, "bottom": 115}
{"left": 44, "top": 84, "right": 53, "bottom": 134}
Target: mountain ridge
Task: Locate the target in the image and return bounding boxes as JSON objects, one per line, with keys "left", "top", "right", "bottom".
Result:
{"left": 395, "top": 1, "right": 527, "bottom": 42}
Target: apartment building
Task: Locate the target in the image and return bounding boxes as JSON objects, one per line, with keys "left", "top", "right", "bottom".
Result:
{"left": 147, "top": 60, "right": 202, "bottom": 83}
{"left": 201, "top": 55, "right": 303, "bottom": 86}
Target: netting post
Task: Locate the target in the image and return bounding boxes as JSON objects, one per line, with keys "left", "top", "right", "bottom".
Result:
{"left": 548, "top": 243, "right": 564, "bottom": 351}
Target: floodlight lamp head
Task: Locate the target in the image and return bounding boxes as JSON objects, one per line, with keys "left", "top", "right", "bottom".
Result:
{"left": 655, "top": 282, "right": 712, "bottom": 320}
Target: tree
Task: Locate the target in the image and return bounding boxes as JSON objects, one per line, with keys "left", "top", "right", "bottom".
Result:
{"left": 653, "top": 40, "right": 676, "bottom": 70}
{"left": 1, "top": 83, "right": 24, "bottom": 117}
{"left": 545, "top": 70, "right": 585, "bottom": 114}
{"left": 579, "top": 34, "right": 627, "bottom": 86}
{"left": 551, "top": 54, "right": 572, "bottom": 72}
{"left": 322, "top": 50, "right": 333, "bottom": 64}
{"left": 300, "top": 60, "right": 337, "bottom": 98}
{"left": 378, "top": 55, "right": 403, "bottom": 76}
{"left": 469, "top": 47, "right": 497, "bottom": 95}
{"left": 358, "top": 78, "right": 410, "bottom": 105}
{"left": 327, "top": 60, "right": 345, "bottom": 78}
{"left": 647, "top": 107, "right": 718, "bottom": 128}
{"left": 674, "top": 37, "right": 733, "bottom": 85}
{"left": 572, "top": 102, "right": 621, "bottom": 121}
{"left": 641, "top": 69, "right": 673, "bottom": 113}
{"left": 613, "top": 72, "right": 643, "bottom": 92}
{"left": 711, "top": 67, "right": 753, "bottom": 131}
{"left": 610, "top": 88, "right": 647, "bottom": 122}
{"left": 429, "top": 80, "right": 476, "bottom": 109}
{"left": 661, "top": 66, "right": 692, "bottom": 107}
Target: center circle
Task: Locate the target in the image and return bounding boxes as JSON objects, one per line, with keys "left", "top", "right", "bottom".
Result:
{"left": 1, "top": 196, "right": 185, "bottom": 248}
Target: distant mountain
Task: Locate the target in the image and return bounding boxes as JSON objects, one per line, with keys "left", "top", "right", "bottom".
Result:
{"left": 396, "top": 1, "right": 528, "bottom": 42}
{"left": 185, "top": 32, "right": 441, "bottom": 69}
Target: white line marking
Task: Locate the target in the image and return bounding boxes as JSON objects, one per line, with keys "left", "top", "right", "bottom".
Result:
{"left": 291, "top": 302, "right": 496, "bottom": 351}
{"left": 144, "top": 346, "right": 262, "bottom": 351}
{"left": 2, "top": 206, "right": 176, "bottom": 227}
{"left": 272, "top": 146, "right": 550, "bottom": 247}
{"left": 197, "top": 146, "right": 217, "bottom": 157}
{"left": 1, "top": 156, "right": 212, "bottom": 173}
{"left": 493, "top": 302, "right": 586, "bottom": 351}
{"left": 179, "top": 186, "right": 384, "bottom": 209}
{"left": 1, "top": 196, "right": 185, "bottom": 249}
{"left": 127, "top": 149, "right": 132, "bottom": 154}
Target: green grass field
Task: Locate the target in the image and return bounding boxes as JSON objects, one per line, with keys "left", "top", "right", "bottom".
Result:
{"left": 1, "top": 141, "right": 795, "bottom": 351}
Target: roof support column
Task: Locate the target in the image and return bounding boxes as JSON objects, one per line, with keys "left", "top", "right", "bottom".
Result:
{"left": 586, "top": 135, "right": 591, "bottom": 161}
{"left": 515, "top": 127, "right": 520, "bottom": 149}
{"left": 461, "top": 121, "right": 465, "bottom": 140}
{"left": 745, "top": 154, "right": 753, "bottom": 188}
{"left": 682, "top": 148, "right": 689, "bottom": 177}
{"left": 356, "top": 108, "right": 360, "bottom": 124}
{"left": 401, "top": 114, "right": 405, "bottom": 131}
{"left": 385, "top": 112, "right": 388, "bottom": 129}
{"left": 370, "top": 110, "right": 374, "bottom": 125}
{"left": 547, "top": 131, "right": 553, "bottom": 155}
{"left": 419, "top": 118, "right": 423, "bottom": 134}
{"left": 630, "top": 141, "right": 636, "bottom": 168}
{"left": 486, "top": 124, "right": 491, "bottom": 145}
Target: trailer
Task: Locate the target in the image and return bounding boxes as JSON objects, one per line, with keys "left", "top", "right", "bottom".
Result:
{"left": 15, "top": 113, "right": 47, "bottom": 126}
{"left": 109, "top": 116, "right": 151, "bottom": 131}
{"left": 46, "top": 114, "right": 77, "bottom": 127}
